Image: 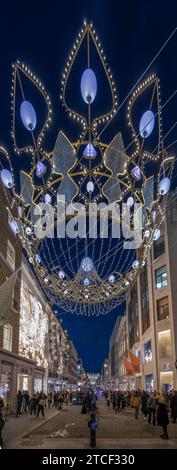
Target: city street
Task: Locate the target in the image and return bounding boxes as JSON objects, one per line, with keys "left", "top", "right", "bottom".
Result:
{"left": 3, "top": 399, "right": 177, "bottom": 449}
{"left": 1, "top": 2, "right": 177, "bottom": 463}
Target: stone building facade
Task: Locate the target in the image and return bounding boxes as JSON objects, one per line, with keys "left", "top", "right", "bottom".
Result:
{"left": 108, "top": 192, "right": 177, "bottom": 392}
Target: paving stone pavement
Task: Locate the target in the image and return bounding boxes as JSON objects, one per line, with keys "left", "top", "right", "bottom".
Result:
{"left": 3, "top": 398, "right": 177, "bottom": 449}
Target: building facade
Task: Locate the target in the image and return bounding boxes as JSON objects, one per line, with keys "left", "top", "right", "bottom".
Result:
{"left": 108, "top": 192, "right": 177, "bottom": 393}
{"left": 0, "top": 182, "right": 23, "bottom": 407}
{"left": 65, "top": 339, "right": 78, "bottom": 387}
{"left": 18, "top": 256, "right": 50, "bottom": 396}
{"left": 48, "top": 315, "right": 69, "bottom": 391}
{"left": 0, "top": 182, "right": 80, "bottom": 404}
{"left": 0, "top": 178, "right": 86, "bottom": 405}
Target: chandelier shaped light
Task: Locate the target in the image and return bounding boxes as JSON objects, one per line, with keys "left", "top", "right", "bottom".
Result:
{"left": 0, "top": 22, "right": 174, "bottom": 316}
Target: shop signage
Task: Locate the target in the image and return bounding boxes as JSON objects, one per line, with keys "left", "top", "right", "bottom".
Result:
{"left": 20, "top": 368, "right": 28, "bottom": 374}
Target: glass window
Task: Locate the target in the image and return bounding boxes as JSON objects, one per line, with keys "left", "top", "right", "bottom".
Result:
{"left": 144, "top": 339, "right": 152, "bottom": 363}
{"left": 7, "top": 240, "right": 15, "bottom": 270}
{"left": 145, "top": 374, "right": 154, "bottom": 392}
{"left": 128, "top": 284, "right": 139, "bottom": 349}
{"left": 153, "top": 234, "right": 165, "bottom": 260}
{"left": 157, "top": 297, "right": 169, "bottom": 321}
{"left": 3, "top": 324, "right": 13, "bottom": 351}
{"left": 137, "top": 349, "right": 141, "bottom": 359}
{"left": 155, "top": 266, "right": 167, "bottom": 289}
{"left": 158, "top": 330, "right": 171, "bottom": 359}
{"left": 140, "top": 263, "right": 150, "bottom": 334}
{"left": 160, "top": 371, "right": 173, "bottom": 393}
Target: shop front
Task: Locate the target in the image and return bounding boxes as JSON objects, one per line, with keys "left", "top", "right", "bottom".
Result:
{"left": 33, "top": 367, "right": 48, "bottom": 393}
{"left": 17, "top": 366, "right": 33, "bottom": 395}
{"left": 48, "top": 377, "right": 63, "bottom": 392}
{"left": 0, "top": 361, "right": 13, "bottom": 407}
{"left": 160, "top": 370, "right": 173, "bottom": 392}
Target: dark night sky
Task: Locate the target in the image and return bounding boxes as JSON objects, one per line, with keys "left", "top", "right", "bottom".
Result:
{"left": 0, "top": 0, "right": 177, "bottom": 372}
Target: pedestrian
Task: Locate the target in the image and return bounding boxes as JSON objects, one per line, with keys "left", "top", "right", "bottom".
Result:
{"left": 112, "top": 392, "right": 116, "bottom": 410}
{"left": 157, "top": 393, "right": 169, "bottom": 439}
{"left": 0, "top": 411, "right": 5, "bottom": 449}
{"left": 47, "top": 391, "right": 52, "bottom": 408}
{"left": 132, "top": 391, "right": 141, "bottom": 419}
{"left": 115, "top": 392, "right": 121, "bottom": 413}
{"left": 30, "top": 394, "right": 37, "bottom": 416}
{"left": 141, "top": 390, "right": 148, "bottom": 420}
{"left": 58, "top": 393, "right": 63, "bottom": 411}
{"left": 24, "top": 390, "right": 30, "bottom": 413}
{"left": 16, "top": 390, "right": 22, "bottom": 417}
{"left": 148, "top": 391, "right": 158, "bottom": 425}
{"left": 107, "top": 390, "right": 111, "bottom": 409}
{"left": 52, "top": 392, "right": 58, "bottom": 408}
{"left": 0, "top": 397, "right": 4, "bottom": 411}
{"left": 37, "top": 395, "right": 45, "bottom": 418}
{"left": 170, "top": 390, "right": 177, "bottom": 424}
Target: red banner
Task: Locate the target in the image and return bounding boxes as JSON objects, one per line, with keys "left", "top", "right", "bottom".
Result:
{"left": 124, "top": 357, "right": 133, "bottom": 376}
{"left": 128, "top": 349, "right": 140, "bottom": 374}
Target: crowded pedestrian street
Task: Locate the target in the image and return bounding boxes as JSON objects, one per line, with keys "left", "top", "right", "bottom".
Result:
{"left": 2, "top": 395, "right": 177, "bottom": 449}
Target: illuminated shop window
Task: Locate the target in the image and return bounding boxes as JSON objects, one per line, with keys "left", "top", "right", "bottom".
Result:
{"left": 158, "top": 330, "right": 171, "bottom": 359}
{"left": 19, "top": 281, "right": 48, "bottom": 367}
{"left": 144, "top": 339, "right": 152, "bottom": 363}
{"left": 160, "top": 371, "right": 173, "bottom": 393}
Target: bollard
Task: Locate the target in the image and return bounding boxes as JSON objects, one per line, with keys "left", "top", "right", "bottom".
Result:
{"left": 88, "top": 411, "right": 98, "bottom": 448}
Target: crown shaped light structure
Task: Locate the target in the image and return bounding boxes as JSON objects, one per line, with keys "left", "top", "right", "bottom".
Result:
{"left": 0, "top": 22, "right": 174, "bottom": 315}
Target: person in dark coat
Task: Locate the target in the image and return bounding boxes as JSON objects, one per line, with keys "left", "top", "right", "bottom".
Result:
{"left": 0, "top": 410, "right": 5, "bottom": 449}
{"left": 115, "top": 392, "right": 121, "bottom": 413}
{"left": 148, "top": 391, "right": 158, "bottom": 425}
{"left": 0, "top": 397, "right": 4, "bottom": 411}
{"left": 157, "top": 394, "right": 169, "bottom": 439}
{"left": 16, "top": 390, "right": 22, "bottom": 417}
{"left": 30, "top": 394, "right": 37, "bottom": 416}
{"left": 141, "top": 390, "right": 148, "bottom": 419}
{"left": 171, "top": 390, "right": 177, "bottom": 423}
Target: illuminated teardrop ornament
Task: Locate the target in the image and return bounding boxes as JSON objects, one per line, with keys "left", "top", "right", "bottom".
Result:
{"left": 87, "top": 181, "right": 94, "bottom": 194}
{"left": 9, "top": 219, "right": 19, "bottom": 235}
{"left": 81, "top": 68, "right": 97, "bottom": 104}
{"left": 83, "top": 143, "right": 97, "bottom": 159}
{"left": 58, "top": 270, "right": 65, "bottom": 279}
{"left": 20, "top": 100, "right": 37, "bottom": 131}
{"left": 44, "top": 193, "right": 52, "bottom": 204}
{"left": 109, "top": 274, "right": 115, "bottom": 282}
{"left": 153, "top": 228, "right": 161, "bottom": 241}
{"left": 36, "top": 161, "right": 47, "bottom": 178}
{"left": 139, "top": 110, "right": 155, "bottom": 138}
{"left": 159, "top": 177, "right": 170, "bottom": 195}
{"left": 81, "top": 257, "right": 93, "bottom": 272}
{"left": 132, "top": 260, "right": 139, "bottom": 269}
{"left": 127, "top": 196, "right": 134, "bottom": 207}
{"left": 0, "top": 169, "right": 13, "bottom": 188}
{"left": 35, "top": 254, "right": 41, "bottom": 263}
{"left": 132, "top": 165, "right": 142, "bottom": 181}
{"left": 83, "top": 277, "right": 90, "bottom": 286}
